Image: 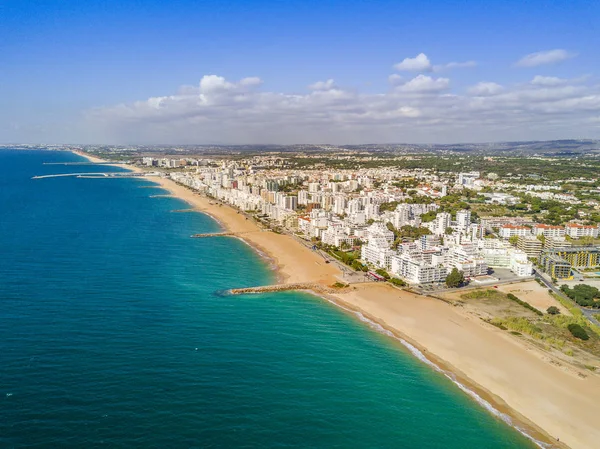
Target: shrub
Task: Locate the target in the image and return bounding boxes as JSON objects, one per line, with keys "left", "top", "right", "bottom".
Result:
{"left": 389, "top": 277, "right": 406, "bottom": 287}
{"left": 568, "top": 323, "right": 590, "bottom": 341}
{"left": 546, "top": 306, "right": 561, "bottom": 315}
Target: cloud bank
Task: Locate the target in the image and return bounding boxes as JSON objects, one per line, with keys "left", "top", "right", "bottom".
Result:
{"left": 84, "top": 69, "right": 600, "bottom": 144}
{"left": 82, "top": 49, "right": 597, "bottom": 144}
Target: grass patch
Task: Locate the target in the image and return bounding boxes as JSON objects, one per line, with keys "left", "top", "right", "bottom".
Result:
{"left": 462, "top": 289, "right": 504, "bottom": 300}
{"left": 492, "top": 317, "right": 543, "bottom": 338}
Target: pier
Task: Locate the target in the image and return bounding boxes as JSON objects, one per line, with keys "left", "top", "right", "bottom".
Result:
{"left": 229, "top": 283, "right": 334, "bottom": 295}
{"left": 228, "top": 282, "right": 351, "bottom": 295}
{"left": 43, "top": 162, "right": 127, "bottom": 166}
{"left": 32, "top": 172, "right": 145, "bottom": 180}
{"left": 191, "top": 232, "right": 237, "bottom": 238}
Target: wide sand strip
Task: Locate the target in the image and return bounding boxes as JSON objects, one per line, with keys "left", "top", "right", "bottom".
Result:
{"left": 330, "top": 284, "right": 600, "bottom": 449}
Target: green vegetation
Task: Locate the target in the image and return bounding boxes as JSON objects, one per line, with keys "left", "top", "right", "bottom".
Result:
{"left": 462, "top": 289, "right": 504, "bottom": 300}
{"left": 560, "top": 284, "right": 600, "bottom": 309}
{"left": 421, "top": 210, "right": 437, "bottom": 222}
{"left": 351, "top": 259, "right": 368, "bottom": 272}
{"left": 379, "top": 201, "right": 399, "bottom": 212}
{"left": 389, "top": 277, "right": 406, "bottom": 287}
{"left": 332, "top": 282, "right": 349, "bottom": 289}
{"left": 490, "top": 317, "right": 543, "bottom": 339}
{"left": 320, "top": 245, "right": 361, "bottom": 269}
{"left": 445, "top": 268, "right": 464, "bottom": 288}
{"left": 546, "top": 306, "right": 561, "bottom": 315}
{"left": 506, "top": 293, "right": 543, "bottom": 316}
{"left": 568, "top": 323, "right": 590, "bottom": 341}
{"left": 386, "top": 223, "right": 431, "bottom": 247}
{"left": 547, "top": 291, "right": 600, "bottom": 337}
{"left": 375, "top": 269, "right": 390, "bottom": 280}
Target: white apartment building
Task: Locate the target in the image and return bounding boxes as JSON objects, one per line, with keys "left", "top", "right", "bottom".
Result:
{"left": 391, "top": 252, "right": 447, "bottom": 285}
{"left": 565, "top": 223, "right": 599, "bottom": 239}
{"left": 361, "top": 236, "right": 395, "bottom": 269}
{"left": 457, "top": 171, "right": 480, "bottom": 187}
{"left": 499, "top": 225, "right": 532, "bottom": 239}
{"left": 433, "top": 212, "right": 452, "bottom": 236}
{"left": 360, "top": 223, "right": 396, "bottom": 269}
{"left": 510, "top": 251, "right": 534, "bottom": 277}
{"left": 321, "top": 224, "right": 358, "bottom": 248}
{"left": 298, "top": 190, "right": 309, "bottom": 205}
{"left": 447, "top": 244, "right": 488, "bottom": 278}
{"left": 308, "top": 182, "right": 320, "bottom": 193}
{"left": 533, "top": 224, "right": 565, "bottom": 238}
{"left": 456, "top": 209, "right": 471, "bottom": 231}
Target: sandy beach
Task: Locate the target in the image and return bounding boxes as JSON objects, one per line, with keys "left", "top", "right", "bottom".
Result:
{"left": 76, "top": 151, "right": 600, "bottom": 449}
{"left": 329, "top": 284, "right": 600, "bottom": 449}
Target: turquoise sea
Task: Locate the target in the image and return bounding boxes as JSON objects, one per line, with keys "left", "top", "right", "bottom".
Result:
{"left": 0, "top": 150, "right": 537, "bottom": 448}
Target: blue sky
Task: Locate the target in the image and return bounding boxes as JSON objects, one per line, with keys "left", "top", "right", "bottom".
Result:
{"left": 1, "top": 0, "right": 599, "bottom": 144}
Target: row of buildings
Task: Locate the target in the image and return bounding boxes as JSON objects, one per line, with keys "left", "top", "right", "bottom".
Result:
{"left": 160, "top": 162, "right": 599, "bottom": 284}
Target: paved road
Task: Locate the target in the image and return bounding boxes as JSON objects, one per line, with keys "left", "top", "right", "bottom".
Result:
{"left": 534, "top": 270, "right": 600, "bottom": 326}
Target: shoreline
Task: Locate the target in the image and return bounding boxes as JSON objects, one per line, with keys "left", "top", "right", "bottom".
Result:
{"left": 320, "top": 291, "right": 554, "bottom": 448}
{"left": 72, "top": 151, "right": 600, "bottom": 449}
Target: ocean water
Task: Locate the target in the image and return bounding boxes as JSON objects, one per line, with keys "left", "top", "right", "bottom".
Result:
{"left": 0, "top": 150, "right": 537, "bottom": 448}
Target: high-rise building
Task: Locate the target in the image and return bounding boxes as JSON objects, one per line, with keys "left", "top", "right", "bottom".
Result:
{"left": 517, "top": 236, "right": 543, "bottom": 258}
{"left": 456, "top": 210, "right": 471, "bottom": 230}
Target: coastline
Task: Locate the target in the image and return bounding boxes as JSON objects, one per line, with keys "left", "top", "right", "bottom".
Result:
{"left": 74, "top": 151, "right": 600, "bottom": 449}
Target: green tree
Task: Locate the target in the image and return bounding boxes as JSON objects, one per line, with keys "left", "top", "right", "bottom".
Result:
{"left": 445, "top": 268, "right": 465, "bottom": 288}
{"left": 508, "top": 235, "right": 519, "bottom": 246}
{"left": 546, "top": 306, "right": 560, "bottom": 315}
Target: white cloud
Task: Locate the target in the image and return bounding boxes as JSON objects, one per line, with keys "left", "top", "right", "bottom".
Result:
{"left": 388, "top": 74, "right": 403, "bottom": 85}
{"left": 531, "top": 76, "right": 567, "bottom": 86}
{"left": 84, "top": 72, "right": 600, "bottom": 144}
{"left": 239, "top": 77, "right": 263, "bottom": 87}
{"left": 434, "top": 61, "right": 477, "bottom": 71}
{"left": 398, "top": 75, "right": 450, "bottom": 92}
{"left": 468, "top": 82, "right": 504, "bottom": 96}
{"left": 308, "top": 79, "right": 336, "bottom": 91}
{"left": 199, "top": 75, "right": 235, "bottom": 92}
{"left": 515, "top": 49, "right": 576, "bottom": 67}
{"left": 394, "top": 53, "right": 432, "bottom": 72}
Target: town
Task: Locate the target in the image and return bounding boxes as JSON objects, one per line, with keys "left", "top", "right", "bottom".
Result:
{"left": 130, "top": 150, "right": 600, "bottom": 290}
